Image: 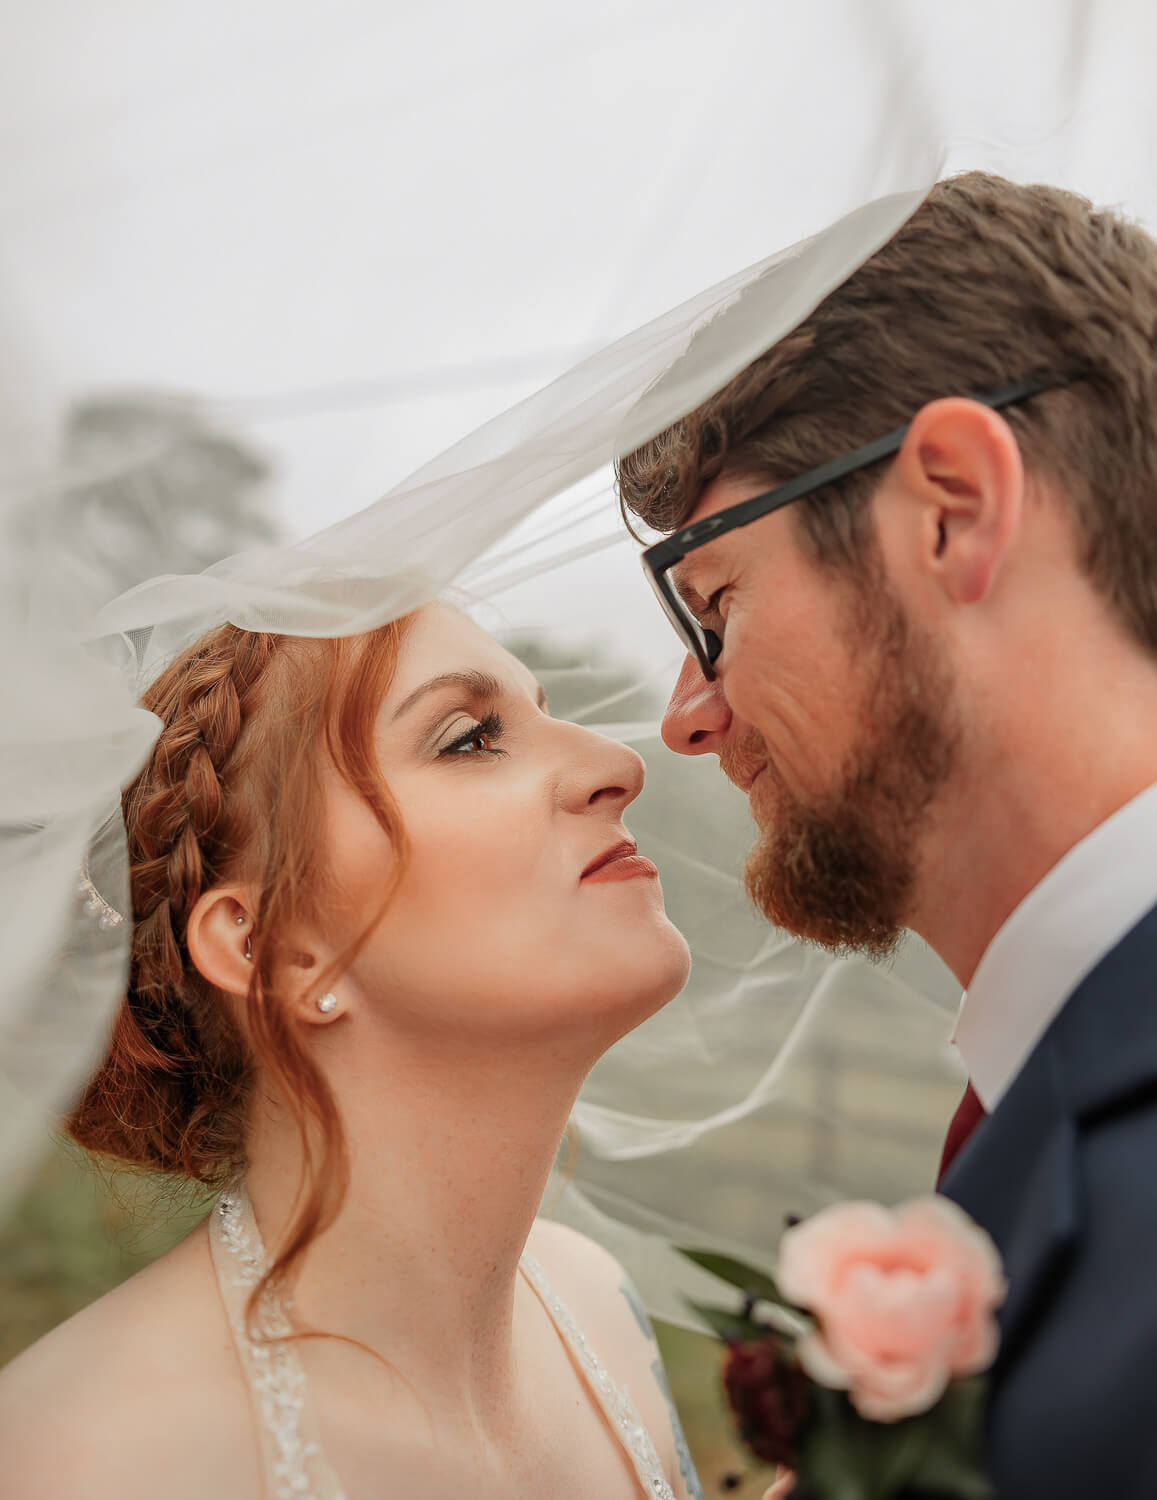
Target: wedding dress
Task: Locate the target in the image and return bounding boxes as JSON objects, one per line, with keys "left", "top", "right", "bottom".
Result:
{"left": 208, "top": 1186, "right": 677, "bottom": 1500}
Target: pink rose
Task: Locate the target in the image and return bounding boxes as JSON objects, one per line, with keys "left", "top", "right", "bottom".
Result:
{"left": 777, "top": 1196, "right": 1006, "bottom": 1423}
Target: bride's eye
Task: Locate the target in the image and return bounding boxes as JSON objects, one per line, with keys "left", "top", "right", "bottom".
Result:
{"left": 438, "top": 710, "right": 508, "bottom": 759}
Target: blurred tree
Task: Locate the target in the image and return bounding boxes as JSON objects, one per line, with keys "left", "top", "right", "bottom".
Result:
{"left": 3, "top": 391, "right": 279, "bottom": 629}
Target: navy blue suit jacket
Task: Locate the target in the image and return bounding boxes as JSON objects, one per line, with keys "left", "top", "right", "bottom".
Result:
{"left": 936, "top": 899, "right": 1157, "bottom": 1497}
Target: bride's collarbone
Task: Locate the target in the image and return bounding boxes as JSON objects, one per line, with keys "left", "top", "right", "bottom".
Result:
{"left": 315, "top": 1376, "right": 649, "bottom": 1500}
{"left": 0, "top": 1217, "right": 673, "bottom": 1500}
{"left": 298, "top": 1251, "right": 657, "bottom": 1498}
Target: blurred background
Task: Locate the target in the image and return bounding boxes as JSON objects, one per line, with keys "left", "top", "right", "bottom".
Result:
{"left": 4, "top": 1, "right": 1157, "bottom": 1492}
{"left": 0, "top": 394, "right": 965, "bottom": 1499}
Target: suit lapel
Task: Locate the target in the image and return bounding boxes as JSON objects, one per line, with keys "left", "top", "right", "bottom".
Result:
{"left": 942, "top": 1036, "right": 1079, "bottom": 1365}
{"left": 939, "top": 899, "right": 1157, "bottom": 1366}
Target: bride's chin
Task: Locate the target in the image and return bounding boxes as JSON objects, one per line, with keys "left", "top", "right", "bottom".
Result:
{"left": 613, "top": 934, "right": 693, "bottom": 1024}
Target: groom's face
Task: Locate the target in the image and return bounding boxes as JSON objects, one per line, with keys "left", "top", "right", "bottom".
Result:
{"left": 660, "top": 475, "right": 959, "bottom": 956}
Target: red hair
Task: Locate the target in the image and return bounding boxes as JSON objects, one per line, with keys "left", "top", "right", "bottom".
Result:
{"left": 68, "top": 619, "right": 412, "bottom": 1307}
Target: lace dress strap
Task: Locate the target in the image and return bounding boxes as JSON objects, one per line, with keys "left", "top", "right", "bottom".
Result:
{"left": 518, "top": 1252, "right": 676, "bottom": 1500}
{"left": 209, "top": 1186, "right": 675, "bottom": 1500}
{"left": 208, "top": 1187, "right": 348, "bottom": 1500}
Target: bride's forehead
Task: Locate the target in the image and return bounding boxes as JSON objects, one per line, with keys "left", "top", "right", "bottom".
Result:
{"left": 390, "top": 603, "right": 528, "bottom": 693}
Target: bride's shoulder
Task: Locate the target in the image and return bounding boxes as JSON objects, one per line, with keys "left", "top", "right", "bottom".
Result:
{"left": 526, "top": 1219, "right": 696, "bottom": 1498}
{"left": 0, "top": 1218, "right": 259, "bottom": 1500}
{"left": 526, "top": 1217, "right": 661, "bottom": 1364}
{"left": 525, "top": 1215, "right": 623, "bottom": 1285}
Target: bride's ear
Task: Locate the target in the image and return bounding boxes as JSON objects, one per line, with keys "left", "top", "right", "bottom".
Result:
{"left": 187, "top": 888, "right": 346, "bottom": 1024}
{"left": 186, "top": 886, "right": 258, "bottom": 997}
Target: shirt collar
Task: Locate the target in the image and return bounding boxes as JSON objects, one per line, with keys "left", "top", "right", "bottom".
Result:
{"left": 954, "top": 780, "right": 1157, "bottom": 1111}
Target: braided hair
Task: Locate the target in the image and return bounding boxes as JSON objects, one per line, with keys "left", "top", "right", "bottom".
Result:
{"left": 69, "top": 617, "right": 411, "bottom": 1294}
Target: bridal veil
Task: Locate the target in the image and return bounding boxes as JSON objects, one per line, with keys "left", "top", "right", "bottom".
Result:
{"left": 2, "top": 0, "right": 1156, "bottom": 1323}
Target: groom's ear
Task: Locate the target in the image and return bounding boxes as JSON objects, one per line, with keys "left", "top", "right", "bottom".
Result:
{"left": 891, "top": 397, "right": 1026, "bottom": 607}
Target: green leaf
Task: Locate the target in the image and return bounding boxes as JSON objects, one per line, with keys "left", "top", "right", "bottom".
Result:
{"left": 935, "top": 1377, "right": 989, "bottom": 1444}
{"left": 903, "top": 1379, "right": 995, "bottom": 1500}
{"left": 906, "top": 1450, "right": 996, "bottom": 1500}
{"left": 796, "top": 1388, "right": 882, "bottom": 1500}
{"left": 797, "top": 1390, "right": 954, "bottom": 1500}
{"left": 682, "top": 1297, "right": 769, "bottom": 1346}
{"left": 794, "top": 1381, "right": 995, "bottom": 1500}
{"left": 675, "top": 1245, "right": 794, "bottom": 1309}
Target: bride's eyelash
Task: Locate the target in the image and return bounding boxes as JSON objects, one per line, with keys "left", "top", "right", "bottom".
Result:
{"left": 438, "top": 710, "right": 508, "bottom": 759}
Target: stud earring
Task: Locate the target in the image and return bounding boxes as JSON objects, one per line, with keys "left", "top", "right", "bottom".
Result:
{"left": 316, "top": 993, "right": 339, "bottom": 1015}
{"left": 234, "top": 914, "right": 245, "bottom": 926}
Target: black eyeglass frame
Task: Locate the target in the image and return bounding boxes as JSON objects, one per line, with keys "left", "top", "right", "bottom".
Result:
{"left": 640, "top": 370, "right": 1082, "bottom": 681}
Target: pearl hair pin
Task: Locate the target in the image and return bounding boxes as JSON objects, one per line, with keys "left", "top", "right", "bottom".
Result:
{"left": 317, "top": 993, "right": 339, "bottom": 1015}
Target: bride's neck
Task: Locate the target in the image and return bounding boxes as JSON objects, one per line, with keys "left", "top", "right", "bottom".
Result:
{"left": 241, "top": 1026, "right": 585, "bottom": 1418}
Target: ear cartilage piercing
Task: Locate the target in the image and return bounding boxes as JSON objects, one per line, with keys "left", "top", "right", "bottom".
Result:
{"left": 317, "top": 993, "right": 338, "bottom": 1015}
{"left": 234, "top": 914, "right": 246, "bottom": 926}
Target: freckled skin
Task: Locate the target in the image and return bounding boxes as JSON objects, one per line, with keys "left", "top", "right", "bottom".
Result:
{"left": 326, "top": 603, "right": 692, "bottom": 1044}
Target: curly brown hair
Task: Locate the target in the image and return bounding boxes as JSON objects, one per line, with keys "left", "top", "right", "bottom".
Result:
{"left": 68, "top": 617, "right": 412, "bottom": 1304}
{"left": 618, "top": 171, "right": 1157, "bottom": 652}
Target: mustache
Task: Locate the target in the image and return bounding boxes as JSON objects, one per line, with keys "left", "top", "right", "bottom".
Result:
{"left": 719, "top": 728, "right": 769, "bottom": 790}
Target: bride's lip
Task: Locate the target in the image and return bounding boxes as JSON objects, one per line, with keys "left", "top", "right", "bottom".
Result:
{"left": 581, "top": 852, "right": 660, "bottom": 884}
{"left": 582, "top": 838, "right": 641, "bottom": 878}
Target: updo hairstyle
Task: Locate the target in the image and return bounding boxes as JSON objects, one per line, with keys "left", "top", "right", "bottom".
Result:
{"left": 68, "top": 617, "right": 412, "bottom": 1299}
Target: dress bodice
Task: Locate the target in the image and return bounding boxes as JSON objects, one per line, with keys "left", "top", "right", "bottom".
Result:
{"left": 208, "top": 1188, "right": 676, "bottom": 1500}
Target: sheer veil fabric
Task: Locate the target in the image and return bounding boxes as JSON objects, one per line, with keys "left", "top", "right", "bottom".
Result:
{"left": 3, "top": 0, "right": 1157, "bottom": 1323}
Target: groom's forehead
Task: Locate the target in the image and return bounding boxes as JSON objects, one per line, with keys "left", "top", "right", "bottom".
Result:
{"left": 669, "top": 520, "right": 751, "bottom": 609}
{"left": 671, "top": 471, "right": 796, "bottom": 601}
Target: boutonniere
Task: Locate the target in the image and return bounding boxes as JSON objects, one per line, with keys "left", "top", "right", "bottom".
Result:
{"left": 681, "top": 1197, "right": 1006, "bottom": 1500}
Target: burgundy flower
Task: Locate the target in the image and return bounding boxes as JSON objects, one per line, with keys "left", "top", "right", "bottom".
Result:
{"left": 723, "top": 1335, "right": 811, "bottom": 1469}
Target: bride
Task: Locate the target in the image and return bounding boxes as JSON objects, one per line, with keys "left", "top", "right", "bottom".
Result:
{"left": 0, "top": 600, "right": 700, "bottom": 1500}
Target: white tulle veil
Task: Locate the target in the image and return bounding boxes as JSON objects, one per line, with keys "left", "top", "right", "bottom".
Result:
{"left": 4, "top": 0, "right": 1157, "bottom": 1324}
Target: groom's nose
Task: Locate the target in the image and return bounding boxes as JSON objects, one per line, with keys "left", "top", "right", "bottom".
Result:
{"left": 661, "top": 654, "right": 732, "bottom": 755}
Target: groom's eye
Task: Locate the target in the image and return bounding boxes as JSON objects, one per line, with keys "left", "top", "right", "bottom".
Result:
{"left": 701, "top": 587, "right": 728, "bottom": 621}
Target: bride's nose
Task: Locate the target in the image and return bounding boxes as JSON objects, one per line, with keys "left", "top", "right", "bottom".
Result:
{"left": 559, "top": 727, "right": 646, "bottom": 814}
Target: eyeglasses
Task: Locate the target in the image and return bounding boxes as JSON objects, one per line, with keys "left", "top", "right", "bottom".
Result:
{"left": 640, "top": 371, "right": 1081, "bottom": 681}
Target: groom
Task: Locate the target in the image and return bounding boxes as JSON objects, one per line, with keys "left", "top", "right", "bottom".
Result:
{"left": 619, "top": 171, "right": 1157, "bottom": 1497}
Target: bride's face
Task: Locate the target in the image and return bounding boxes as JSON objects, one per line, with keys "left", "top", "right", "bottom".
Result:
{"left": 321, "top": 605, "right": 690, "bottom": 1045}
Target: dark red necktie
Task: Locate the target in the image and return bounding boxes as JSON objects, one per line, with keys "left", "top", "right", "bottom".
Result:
{"left": 937, "top": 1082, "right": 987, "bottom": 1185}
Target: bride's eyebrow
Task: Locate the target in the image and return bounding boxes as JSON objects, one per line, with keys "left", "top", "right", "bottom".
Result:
{"left": 391, "top": 669, "right": 504, "bottom": 722}
{"left": 391, "top": 669, "right": 546, "bottom": 722}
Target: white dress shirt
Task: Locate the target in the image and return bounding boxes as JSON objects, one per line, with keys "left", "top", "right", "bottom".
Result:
{"left": 953, "top": 780, "right": 1157, "bottom": 1111}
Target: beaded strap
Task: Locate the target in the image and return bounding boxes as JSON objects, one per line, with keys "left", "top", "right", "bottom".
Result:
{"left": 520, "top": 1252, "right": 677, "bottom": 1500}
{"left": 209, "top": 1189, "right": 347, "bottom": 1500}
{"left": 210, "top": 1187, "right": 674, "bottom": 1500}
